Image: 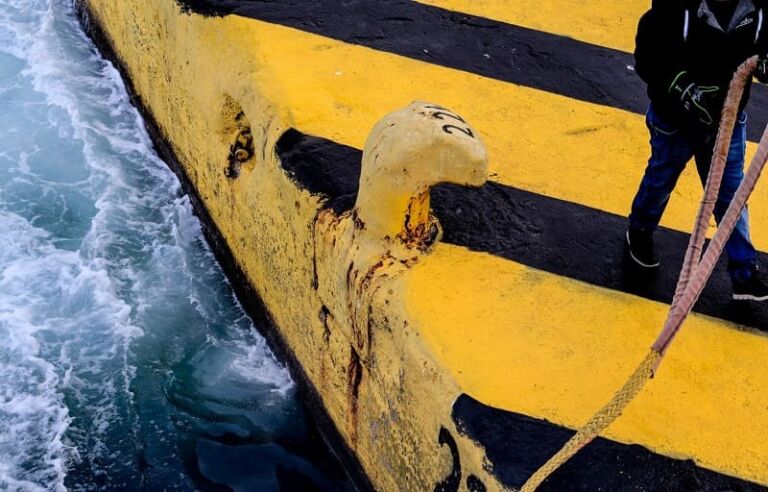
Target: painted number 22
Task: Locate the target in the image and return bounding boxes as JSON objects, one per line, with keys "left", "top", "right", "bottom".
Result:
{"left": 424, "top": 105, "right": 476, "bottom": 139}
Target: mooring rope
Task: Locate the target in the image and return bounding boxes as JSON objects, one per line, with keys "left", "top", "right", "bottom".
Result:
{"left": 520, "top": 56, "right": 768, "bottom": 492}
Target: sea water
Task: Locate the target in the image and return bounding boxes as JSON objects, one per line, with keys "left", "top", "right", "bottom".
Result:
{"left": 0, "top": 0, "right": 350, "bottom": 489}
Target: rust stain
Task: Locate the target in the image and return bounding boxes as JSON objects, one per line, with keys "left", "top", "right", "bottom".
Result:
{"left": 353, "top": 209, "right": 367, "bottom": 230}
{"left": 320, "top": 305, "right": 332, "bottom": 345}
{"left": 347, "top": 347, "right": 363, "bottom": 449}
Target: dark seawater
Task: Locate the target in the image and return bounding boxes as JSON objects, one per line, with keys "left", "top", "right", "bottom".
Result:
{"left": 0, "top": 0, "right": 351, "bottom": 490}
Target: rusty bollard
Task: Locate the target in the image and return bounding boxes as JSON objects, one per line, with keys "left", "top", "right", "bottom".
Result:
{"left": 312, "top": 101, "right": 488, "bottom": 448}
{"left": 355, "top": 101, "right": 488, "bottom": 247}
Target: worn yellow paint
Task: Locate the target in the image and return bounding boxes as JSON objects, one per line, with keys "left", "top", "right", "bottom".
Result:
{"left": 407, "top": 244, "right": 768, "bottom": 484}
{"left": 416, "top": 0, "right": 648, "bottom": 53}
{"left": 79, "top": 2, "right": 496, "bottom": 489}
{"left": 240, "top": 19, "right": 768, "bottom": 251}
{"left": 81, "top": 0, "right": 768, "bottom": 488}
{"left": 355, "top": 102, "right": 487, "bottom": 241}
{"left": 313, "top": 100, "right": 487, "bottom": 381}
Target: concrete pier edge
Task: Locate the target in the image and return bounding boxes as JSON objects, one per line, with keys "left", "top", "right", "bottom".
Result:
{"left": 73, "top": 3, "right": 374, "bottom": 489}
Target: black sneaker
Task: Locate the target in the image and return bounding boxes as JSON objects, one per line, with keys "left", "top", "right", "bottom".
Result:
{"left": 732, "top": 271, "right": 768, "bottom": 301}
{"left": 625, "top": 229, "right": 660, "bottom": 268}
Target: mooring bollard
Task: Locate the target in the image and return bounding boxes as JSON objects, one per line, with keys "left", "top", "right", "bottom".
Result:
{"left": 311, "top": 101, "right": 488, "bottom": 448}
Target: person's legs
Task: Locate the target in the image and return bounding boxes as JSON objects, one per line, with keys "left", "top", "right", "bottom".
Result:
{"left": 693, "top": 112, "right": 757, "bottom": 283}
{"left": 627, "top": 106, "right": 694, "bottom": 267}
{"left": 629, "top": 106, "right": 695, "bottom": 233}
{"left": 628, "top": 106, "right": 695, "bottom": 267}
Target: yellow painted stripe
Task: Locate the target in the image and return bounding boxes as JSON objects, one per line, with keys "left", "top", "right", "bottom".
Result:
{"left": 406, "top": 244, "right": 768, "bottom": 485}
{"left": 415, "top": 0, "right": 648, "bottom": 53}
{"left": 224, "top": 16, "right": 768, "bottom": 483}
{"left": 236, "top": 18, "right": 768, "bottom": 251}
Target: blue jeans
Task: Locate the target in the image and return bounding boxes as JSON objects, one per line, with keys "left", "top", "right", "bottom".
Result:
{"left": 629, "top": 104, "right": 757, "bottom": 282}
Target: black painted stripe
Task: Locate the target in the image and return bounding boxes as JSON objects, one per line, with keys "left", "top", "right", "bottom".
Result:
{"left": 178, "top": 0, "right": 768, "bottom": 142}
{"left": 452, "top": 393, "right": 766, "bottom": 491}
{"left": 277, "top": 128, "right": 768, "bottom": 333}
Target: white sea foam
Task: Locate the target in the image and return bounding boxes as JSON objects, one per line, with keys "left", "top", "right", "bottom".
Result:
{"left": 0, "top": 210, "right": 131, "bottom": 491}
{"left": 0, "top": 0, "right": 294, "bottom": 489}
{"left": 230, "top": 339, "right": 294, "bottom": 396}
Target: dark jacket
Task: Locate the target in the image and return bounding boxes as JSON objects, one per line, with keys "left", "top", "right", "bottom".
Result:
{"left": 635, "top": 0, "right": 768, "bottom": 127}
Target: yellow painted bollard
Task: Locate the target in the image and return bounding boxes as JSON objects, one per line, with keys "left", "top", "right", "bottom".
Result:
{"left": 312, "top": 101, "right": 488, "bottom": 451}
{"left": 356, "top": 101, "right": 488, "bottom": 246}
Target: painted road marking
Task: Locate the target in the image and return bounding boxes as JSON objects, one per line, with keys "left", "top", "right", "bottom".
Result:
{"left": 452, "top": 394, "right": 764, "bottom": 490}
{"left": 179, "top": 6, "right": 768, "bottom": 484}
{"left": 278, "top": 127, "right": 768, "bottom": 484}
{"left": 407, "top": 243, "right": 768, "bottom": 485}
{"left": 279, "top": 129, "right": 768, "bottom": 332}
{"left": 180, "top": 0, "right": 768, "bottom": 143}
{"left": 228, "top": 17, "right": 768, "bottom": 255}
{"left": 415, "top": 0, "right": 647, "bottom": 52}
